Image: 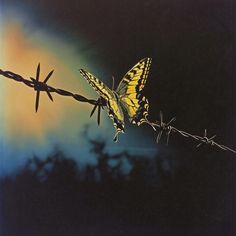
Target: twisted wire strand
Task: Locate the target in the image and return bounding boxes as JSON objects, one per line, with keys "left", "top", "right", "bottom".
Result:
{"left": 0, "top": 67, "right": 235, "bottom": 155}
{"left": 0, "top": 69, "right": 98, "bottom": 105}
{"left": 149, "top": 120, "right": 236, "bottom": 154}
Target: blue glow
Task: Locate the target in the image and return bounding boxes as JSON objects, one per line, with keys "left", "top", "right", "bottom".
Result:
{"left": 0, "top": 6, "right": 158, "bottom": 177}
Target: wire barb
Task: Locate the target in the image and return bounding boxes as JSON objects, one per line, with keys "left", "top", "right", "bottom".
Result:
{"left": 30, "top": 64, "right": 54, "bottom": 112}
{"left": 155, "top": 111, "right": 175, "bottom": 145}
{"left": 0, "top": 65, "right": 235, "bottom": 155}
{"left": 196, "top": 129, "right": 216, "bottom": 148}
{"left": 90, "top": 97, "right": 105, "bottom": 126}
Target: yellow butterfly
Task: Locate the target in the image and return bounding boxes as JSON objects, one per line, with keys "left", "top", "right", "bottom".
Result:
{"left": 80, "top": 58, "right": 152, "bottom": 142}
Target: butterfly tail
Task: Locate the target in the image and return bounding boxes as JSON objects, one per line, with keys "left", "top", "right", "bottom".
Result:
{"left": 113, "top": 130, "right": 123, "bottom": 142}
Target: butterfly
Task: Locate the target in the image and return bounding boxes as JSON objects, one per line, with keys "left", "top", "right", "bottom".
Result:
{"left": 79, "top": 58, "right": 153, "bottom": 142}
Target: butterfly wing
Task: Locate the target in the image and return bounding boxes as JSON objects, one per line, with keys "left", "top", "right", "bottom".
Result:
{"left": 116, "top": 58, "right": 152, "bottom": 125}
{"left": 80, "top": 69, "right": 125, "bottom": 141}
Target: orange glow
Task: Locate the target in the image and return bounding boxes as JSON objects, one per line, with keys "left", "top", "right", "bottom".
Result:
{"left": 2, "top": 21, "right": 94, "bottom": 144}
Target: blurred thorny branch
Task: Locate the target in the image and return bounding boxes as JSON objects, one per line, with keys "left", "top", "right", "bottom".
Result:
{"left": 0, "top": 64, "right": 235, "bottom": 155}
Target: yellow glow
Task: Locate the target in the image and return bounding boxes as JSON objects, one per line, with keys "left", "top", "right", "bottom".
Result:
{"left": 2, "top": 20, "right": 98, "bottom": 145}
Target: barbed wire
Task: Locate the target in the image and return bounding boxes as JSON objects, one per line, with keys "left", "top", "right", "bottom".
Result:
{"left": 0, "top": 65, "right": 100, "bottom": 108}
{"left": 0, "top": 65, "right": 235, "bottom": 155}
{"left": 148, "top": 112, "right": 236, "bottom": 154}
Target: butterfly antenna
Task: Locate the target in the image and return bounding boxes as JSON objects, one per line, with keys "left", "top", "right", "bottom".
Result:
{"left": 112, "top": 76, "right": 115, "bottom": 90}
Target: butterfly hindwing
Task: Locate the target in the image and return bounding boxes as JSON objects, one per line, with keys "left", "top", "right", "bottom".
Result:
{"left": 116, "top": 58, "right": 152, "bottom": 125}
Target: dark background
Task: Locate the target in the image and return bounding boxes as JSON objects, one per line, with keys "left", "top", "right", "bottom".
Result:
{"left": 1, "top": 0, "right": 236, "bottom": 235}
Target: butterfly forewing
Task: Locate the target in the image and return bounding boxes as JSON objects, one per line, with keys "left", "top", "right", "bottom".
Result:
{"left": 80, "top": 69, "right": 113, "bottom": 100}
{"left": 79, "top": 69, "right": 125, "bottom": 139}
{"left": 116, "top": 58, "right": 152, "bottom": 125}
